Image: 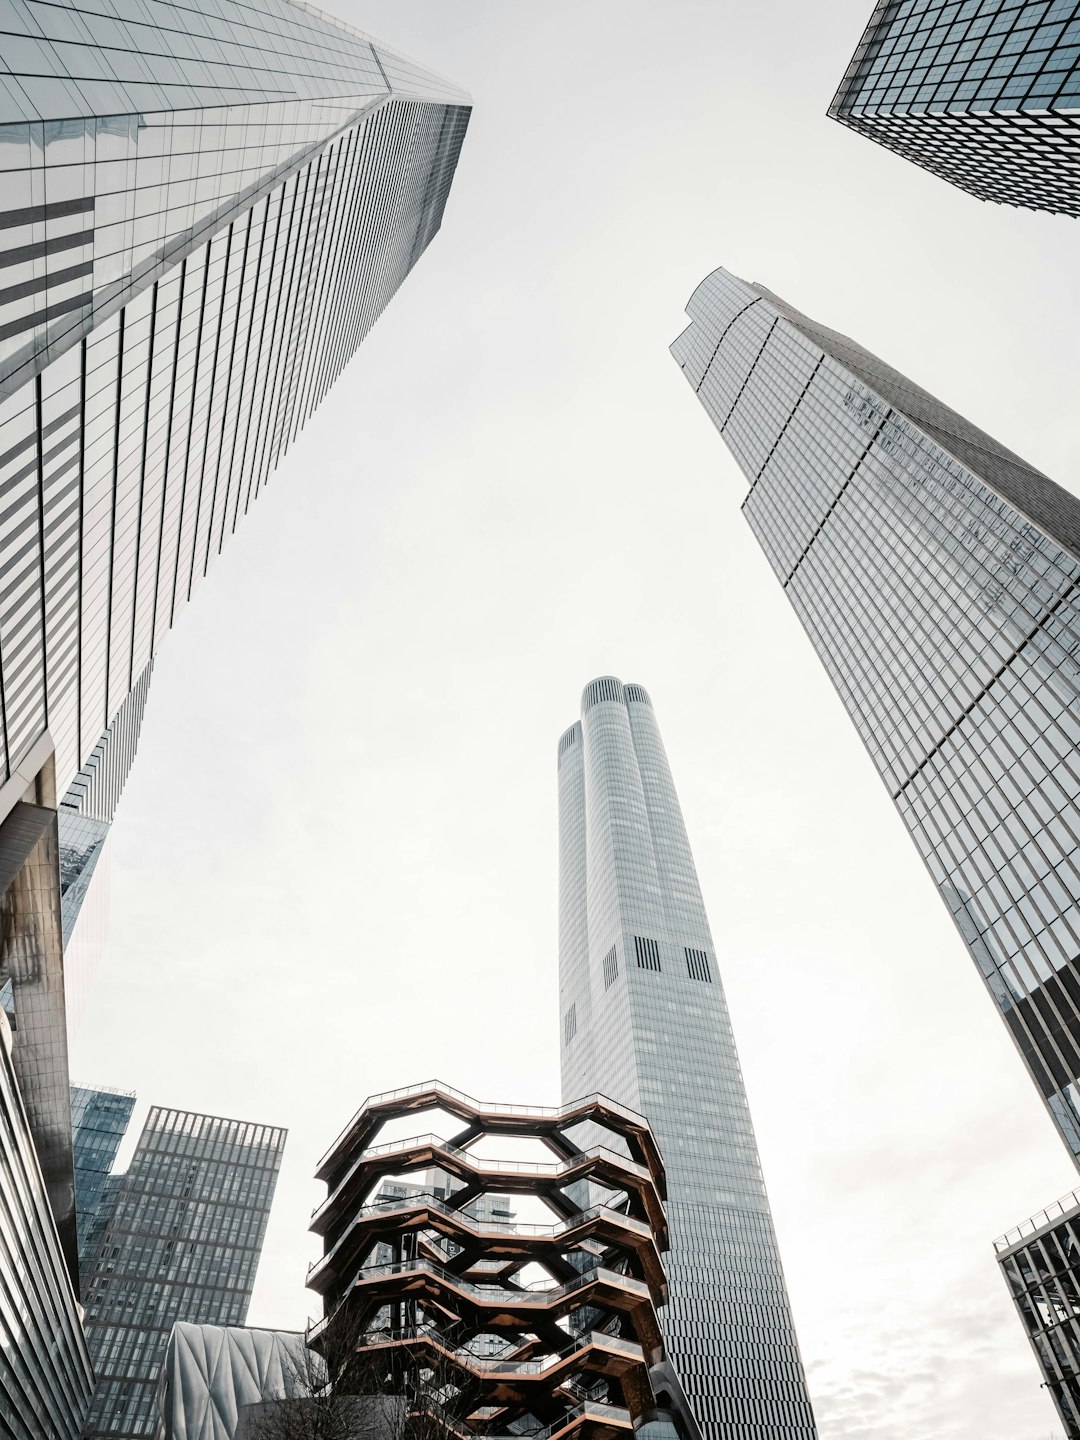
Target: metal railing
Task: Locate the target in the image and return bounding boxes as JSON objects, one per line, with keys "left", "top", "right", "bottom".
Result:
{"left": 356, "top": 1133, "right": 646, "bottom": 1178}
{"left": 312, "top": 1134, "right": 650, "bottom": 1221}
{"left": 70, "top": 1079, "right": 136, "bottom": 1098}
{"left": 352, "top": 1324, "right": 643, "bottom": 1375}
{"left": 339, "top": 1256, "right": 652, "bottom": 1307}
{"left": 994, "top": 1184, "right": 1080, "bottom": 1252}
{"left": 318, "top": 1079, "right": 652, "bottom": 1173}
{"left": 308, "top": 1195, "right": 652, "bottom": 1278}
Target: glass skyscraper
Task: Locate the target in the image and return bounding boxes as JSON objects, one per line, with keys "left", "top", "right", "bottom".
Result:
{"left": 671, "top": 265, "right": 1080, "bottom": 1429}
{"left": 995, "top": 1185, "right": 1080, "bottom": 1436}
{"left": 830, "top": 0, "right": 1080, "bottom": 215}
{"left": 0, "top": 9, "right": 467, "bottom": 1430}
{"left": 80, "top": 1104, "right": 286, "bottom": 1439}
{"left": 0, "top": 0, "right": 471, "bottom": 949}
{"left": 69, "top": 1081, "right": 135, "bottom": 1275}
{"left": 0, "top": 1006, "right": 92, "bottom": 1440}
{"left": 672, "top": 265, "right": 1080, "bottom": 1164}
{"left": 558, "top": 678, "right": 817, "bottom": 1440}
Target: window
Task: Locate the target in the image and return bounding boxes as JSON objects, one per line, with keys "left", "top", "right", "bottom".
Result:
{"left": 582, "top": 676, "right": 622, "bottom": 710}
{"left": 563, "top": 1003, "right": 577, "bottom": 1045}
{"left": 602, "top": 945, "right": 618, "bottom": 989}
{"left": 634, "top": 936, "right": 661, "bottom": 971}
{"left": 685, "top": 947, "right": 712, "bottom": 982}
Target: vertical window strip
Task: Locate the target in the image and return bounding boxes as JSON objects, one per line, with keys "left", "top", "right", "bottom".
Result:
{"left": 33, "top": 370, "right": 47, "bottom": 733}
{"left": 295, "top": 125, "right": 361, "bottom": 442}
{"left": 634, "top": 936, "right": 661, "bottom": 972}
{"left": 168, "top": 246, "right": 212, "bottom": 629}
{"left": 185, "top": 222, "right": 235, "bottom": 604}
{"left": 147, "top": 258, "right": 186, "bottom": 666}
{"left": 251, "top": 164, "right": 313, "bottom": 503}
{"left": 327, "top": 111, "right": 382, "bottom": 397}
{"left": 125, "top": 281, "right": 158, "bottom": 695}
{"left": 244, "top": 170, "right": 305, "bottom": 512}
{"left": 685, "top": 948, "right": 713, "bottom": 983}
{"left": 222, "top": 196, "right": 271, "bottom": 547}
{"left": 313, "top": 113, "right": 371, "bottom": 411}
{"left": 563, "top": 1002, "right": 577, "bottom": 1046}
{"left": 602, "top": 945, "right": 619, "bottom": 989}
{"left": 202, "top": 209, "right": 253, "bottom": 577}
{"left": 100, "top": 305, "right": 125, "bottom": 734}
{"left": 263, "top": 154, "right": 324, "bottom": 479}
{"left": 276, "top": 148, "right": 336, "bottom": 460}
{"left": 73, "top": 336, "right": 87, "bottom": 770}
{"left": 295, "top": 130, "right": 358, "bottom": 437}
{"left": 237, "top": 188, "right": 289, "bottom": 526}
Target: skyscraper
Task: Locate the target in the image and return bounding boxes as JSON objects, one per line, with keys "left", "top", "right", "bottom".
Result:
{"left": 0, "top": 10, "right": 467, "bottom": 1425}
{"left": 69, "top": 1081, "right": 135, "bottom": 1275}
{"left": 0, "top": 0, "right": 471, "bottom": 944}
{"left": 829, "top": 0, "right": 1080, "bottom": 215}
{"left": 0, "top": 1007, "right": 92, "bottom": 1440}
{"left": 80, "top": 1104, "right": 286, "bottom": 1439}
{"left": 558, "top": 679, "right": 817, "bottom": 1440}
{"left": 672, "top": 265, "right": 1080, "bottom": 1162}
{"left": 671, "top": 266, "right": 1080, "bottom": 1429}
{"left": 995, "top": 1184, "right": 1080, "bottom": 1437}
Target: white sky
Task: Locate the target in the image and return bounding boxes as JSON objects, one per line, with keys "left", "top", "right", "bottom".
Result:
{"left": 69, "top": 4, "right": 1080, "bottom": 1438}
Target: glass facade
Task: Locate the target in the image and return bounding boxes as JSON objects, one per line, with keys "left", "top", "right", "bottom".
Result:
{"left": 0, "top": 0, "right": 471, "bottom": 881}
{"left": 0, "top": 1008, "right": 92, "bottom": 1440}
{"left": 0, "top": 9, "right": 467, "bottom": 1438}
{"left": 830, "top": 0, "right": 1080, "bottom": 214}
{"left": 80, "top": 1104, "right": 286, "bottom": 1439}
{"left": 558, "top": 679, "right": 817, "bottom": 1440}
{"left": 69, "top": 1081, "right": 135, "bottom": 1277}
{"left": 996, "top": 1188, "right": 1080, "bottom": 1437}
{"left": 672, "top": 266, "right": 1080, "bottom": 1165}
{"left": 673, "top": 265, "right": 1080, "bottom": 1423}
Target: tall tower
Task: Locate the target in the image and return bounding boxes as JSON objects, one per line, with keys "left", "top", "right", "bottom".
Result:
{"left": 671, "top": 267, "right": 1080, "bottom": 1434}
{"left": 829, "top": 0, "right": 1080, "bottom": 216}
{"left": 0, "top": 0, "right": 471, "bottom": 954}
{"left": 69, "top": 1081, "right": 135, "bottom": 1276}
{"left": 0, "top": 1010, "right": 92, "bottom": 1440}
{"left": 671, "top": 266, "right": 1080, "bottom": 1165}
{"left": 0, "top": 16, "right": 468, "bottom": 1424}
{"left": 80, "top": 1104, "right": 286, "bottom": 1439}
{"left": 558, "top": 678, "right": 817, "bottom": 1440}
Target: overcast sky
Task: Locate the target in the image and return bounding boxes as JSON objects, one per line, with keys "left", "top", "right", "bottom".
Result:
{"left": 68, "top": 4, "right": 1080, "bottom": 1438}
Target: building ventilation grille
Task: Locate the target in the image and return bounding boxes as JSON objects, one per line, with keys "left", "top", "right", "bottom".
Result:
{"left": 558, "top": 725, "right": 580, "bottom": 758}
{"left": 602, "top": 946, "right": 618, "bottom": 989}
{"left": 685, "top": 948, "right": 712, "bottom": 983}
{"left": 563, "top": 1003, "right": 577, "bottom": 1045}
{"left": 634, "top": 936, "right": 661, "bottom": 972}
{"left": 583, "top": 677, "right": 623, "bottom": 712}
{"left": 624, "top": 684, "right": 651, "bottom": 706}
